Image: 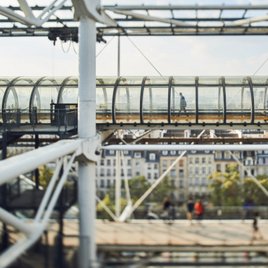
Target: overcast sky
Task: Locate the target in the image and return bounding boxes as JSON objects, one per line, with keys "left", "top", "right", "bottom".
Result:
{"left": 1, "top": 0, "right": 268, "bottom": 78}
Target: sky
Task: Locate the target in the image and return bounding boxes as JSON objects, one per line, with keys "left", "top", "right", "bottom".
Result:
{"left": 1, "top": 0, "right": 268, "bottom": 78}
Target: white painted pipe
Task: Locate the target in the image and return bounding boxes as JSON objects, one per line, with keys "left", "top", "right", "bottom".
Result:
{"left": 102, "top": 144, "right": 268, "bottom": 151}
{"left": 0, "top": 208, "right": 33, "bottom": 236}
{"left": 0, "top": 139, "right": 81, "bottom": 186}
{"left": 78, "top": 16, "right": 97, "bottom": 268}
{"left": 35, "top": 158, "right": 63, "bottom": 221}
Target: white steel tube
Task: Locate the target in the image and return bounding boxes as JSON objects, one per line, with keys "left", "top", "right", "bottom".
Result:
{"left": 0, "top": 208, "right": 33, "bottom": 236}
{"left": 78, "top": 16, "right": 97, "bottom": 268}
{"left": 231, "top": 153, "right": 268, "bottom": 197}
{"left": 119, "top": 130, "right": 206, "bottom": 221}
{"left": 102, "top": 144, "right": 268, "bottom": 151}
{"left": 115, "top": 151, "right": 121, "bottom": 218}
{"left": 35, "top": 158, "right": 63, "bottom": 221}
{"left": 0, "top": 139, "right": 81, "bottom": 186}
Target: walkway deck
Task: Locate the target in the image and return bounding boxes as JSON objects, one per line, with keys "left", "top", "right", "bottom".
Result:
{"left": 61, "top": 220, "right": 268, "bottom": 252}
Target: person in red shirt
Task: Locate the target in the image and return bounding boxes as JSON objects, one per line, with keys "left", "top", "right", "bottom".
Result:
{"left": 194, "top": 199, "right": 204, "bottom": 222}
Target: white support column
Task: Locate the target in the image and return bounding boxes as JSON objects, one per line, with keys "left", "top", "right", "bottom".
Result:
{"left": 117, "top": 34, "right": 120, "bottom": 77}
{"left": 78, "top": 16, "right": 97, "bottom": 268}
{"left": 115, "top": 151, "right": 121, "bottom": 218}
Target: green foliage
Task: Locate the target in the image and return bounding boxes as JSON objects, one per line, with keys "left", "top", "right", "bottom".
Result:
{"left": 149, "top": 177, "right": 173, "bottom": 203}
{"left": 243, "top": 175, "right": 268, "bottom": 205}
{"left": 209, "top": 164, "right": 242, "bottom": 206}
{"left": 97, "top": 175, "right": 173, "bottom": 219}
{"left": 209, "top": 164, "right": 268, "bottom": 206}
{"left": 39, "top": 165, "right": 53, "bottom": 187}
{"left": 128, "top": 176, "right": 150, "bottom": 202}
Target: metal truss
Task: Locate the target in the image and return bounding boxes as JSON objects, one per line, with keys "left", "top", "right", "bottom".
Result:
{"left": 1, "top": 4, "right": 268, "bottom": 38}
{"left": 0, "top": 137, "right": 101, "bottom": 267}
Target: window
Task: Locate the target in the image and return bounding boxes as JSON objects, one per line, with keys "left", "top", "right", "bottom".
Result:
{"left": 148, "top": 173, "right": 151, "bottom": 179}
{"left": 109, "top": 150, "right": 115, "bottom": 155}
{"left": 100, "top": 159, "right": 104, "bottom": 166}
{"left": 189, "top": 157, "right": 193, "bottom": 164}
{"left": 216, "top": 164, "right": 221, "bottom": 172}
{"left": 202, "top": 167, "right": 206, "bottom": 174}
{"left": 195, "top": 167, "right": 199, "bottom": 174}
{"left": 179, "top": 159, "right": 184, "bottom": 167}
{"left": 107, "top": 169, "right": 111, "bottom": 176}
{"left": 127, "top": 159, "right": 131, "bottom": 166}
{"left": 154, "top": 173, "right": 158, "bottom": 179}
{"left": 107, "top": 159, "right": 111, "bottom": 166}
{"left": 195, "top": 158, "right": 199, "bottom": 164}
{"left": 162, "top": 160, "right": 167, "bottom": 168}
{"left": 149, "top": 153, "right": 156, "bottom": 161}
{"left": 171, "top": 150, "right": 176, "bottom": 155}
{"left": 202, "top": 157, "right": 206, "bottom": 164}
{"left": 189, "top": 167, "right": 193, "bottom": 175}
{"left": 162, "top": 150, "right": 168, "bottom": 155}
{"left": 215, "top": 152, "right": 221, "bottom": 159}
{"left": 170, "top": 170, "right": 176, "bottom": 177}
{"left": 100, "top": 179, "right": 104, "bottom": 187}
{"left": 224, "top": 151, "right": 231, "bottom": 159}
{"left": 134, "top": 152, "right": 141, "bottom": 158}
{"left": 127, "top": 169, "right": 132, "bottom": 176}
{"left": 100, "top": 168, "right": 104, "bottom": 177}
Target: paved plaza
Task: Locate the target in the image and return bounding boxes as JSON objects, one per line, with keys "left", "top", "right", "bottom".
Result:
{"left": 62, "top": 219, "right": 268, "bottom": 249}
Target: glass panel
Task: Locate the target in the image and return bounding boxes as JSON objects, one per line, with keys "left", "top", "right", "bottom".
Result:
{"left": 253, "top": 85, "right": 268, "bottom": 123}
{"left": 143, "top": 78, "right": 168, "bottom": 123}
{"left": 172, "top": 77, "right": 195, "bottom": 123}
{"left": 199, "top": 86, "right": 224, "bottom": 123}
{"left": 226, "top": 79, "right": 252, "bottom": 123}
{"left": 59, "top": 78, "right": 78, "bottom": 103}
{"left": 0, "top": 79, "right": 8, "bottom": 123}
{"left": 114, "top": 77, "right": 141, "bottom": 123}
{"left": 5, "top": 78, "right": 34, "bottom": 124}
{"left": 32, "top": 79, "right": 59, "bottom": 123}
{"left": 96, "top": 78, "right": 114, "bottom": 123}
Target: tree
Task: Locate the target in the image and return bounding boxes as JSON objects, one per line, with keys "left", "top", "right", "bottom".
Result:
{"left": 39, "top": 165, "right": 53, "bottom": 187}
{"left": 243, "top": 175, "right": 268, "bottom": 205}
{"left": 209, "top": 164, "right": 242, "bottom": 206}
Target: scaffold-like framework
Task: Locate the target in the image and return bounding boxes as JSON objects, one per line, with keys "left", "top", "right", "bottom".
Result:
{"left": 1, "top": 3, "right": 268, "bottom": 38}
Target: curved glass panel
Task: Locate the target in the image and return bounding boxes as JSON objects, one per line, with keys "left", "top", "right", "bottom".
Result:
{"left": 225, "top": 77, "right": 252, "bottom": 123}
{"left": 114, "top": 77, "right": 141, "bottom": 123}
{"left": 199, "top": 77, "right": 224, "bottom": 123}
{"left": 0, "top": 79, "right": 9, "bottom": 123}
{"left": 172, "top": 77, "right": 195, "bottom": 123}
{"left": 96, "top": 77, "right": 116, "bottom": 123}
{"left": 31, "top": 78, "right": 59, "bottom": 123}
{"left": 0, "top": 76, "right": 266, "bottom": 127}
{"left": 58, "top": 78, "right": 78, "bottom": 104}
{"left": 4, "top": 78, "right": 34, "bottom": 124}
{"left": 143, "top": 77, "right": 169, "bottom": 123}
{"left": 252, "top": 78, "right": 268, "bottom": 123}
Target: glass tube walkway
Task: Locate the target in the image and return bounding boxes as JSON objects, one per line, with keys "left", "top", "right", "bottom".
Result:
{"left": 1, "top": 76, "right": 268, "bottom": 130}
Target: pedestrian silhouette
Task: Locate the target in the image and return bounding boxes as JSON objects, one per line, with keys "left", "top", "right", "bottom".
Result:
{"left": 194, "top": 199, "right": 204, "bottom": 224}
{"left": 251, "top": 212, "right": 263, "bottom": 243}
{"left": 186, "top": 195, "right": 195, "bottom": 225}
{"left": 179, "top": 92, "right": 187, "bottom": 114}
